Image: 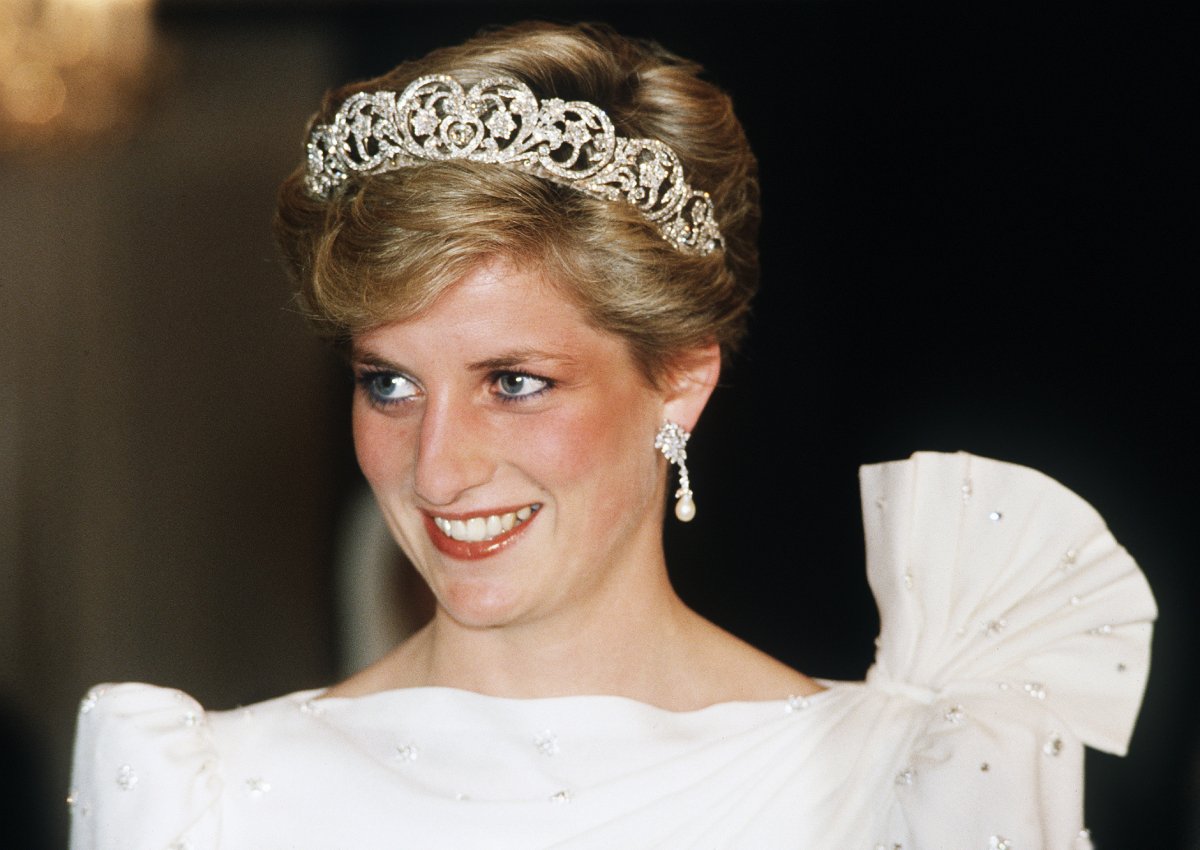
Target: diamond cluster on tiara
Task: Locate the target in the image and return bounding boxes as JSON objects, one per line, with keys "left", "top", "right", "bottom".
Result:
{"left": 305, "top": 74, "right": 724, "bottom": 255}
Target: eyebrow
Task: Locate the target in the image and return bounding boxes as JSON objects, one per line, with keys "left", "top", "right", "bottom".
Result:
{"left": 350, "top": 351, "right": 403, "bottom": 370}
{"left": 349, "top": 348, "right": 578, "bottom": 372}
{"left": 467, "top": 349, "right": 579, "bottom": 372}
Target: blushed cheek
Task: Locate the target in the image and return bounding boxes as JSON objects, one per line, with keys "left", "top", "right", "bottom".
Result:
{"left": 352, "top": 406, "right": 412, "bottom": 489}
{"left": 531, "top": 400, "right": 660, "bottom": 517}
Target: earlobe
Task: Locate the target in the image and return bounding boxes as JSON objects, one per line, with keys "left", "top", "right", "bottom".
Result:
{"left": 661, "top": 343, "right": 722, "bottom": 432}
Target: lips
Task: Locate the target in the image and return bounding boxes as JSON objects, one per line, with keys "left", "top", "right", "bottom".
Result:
{"left": 423, "top": 504, "right": 540, "bottom": 560}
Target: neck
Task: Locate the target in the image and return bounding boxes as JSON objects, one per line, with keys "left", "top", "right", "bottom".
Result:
{"left": 395, "top": 554, "right": 708, "bottom": 706}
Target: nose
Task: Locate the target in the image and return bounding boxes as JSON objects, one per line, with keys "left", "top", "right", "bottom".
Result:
{"left": 412, "top": 394, "right": 495, "bottom": 507}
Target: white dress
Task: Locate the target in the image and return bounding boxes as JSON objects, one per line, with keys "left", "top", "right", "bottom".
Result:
{"left": 68, "top": 452, "right": 1156, "bottom": 849}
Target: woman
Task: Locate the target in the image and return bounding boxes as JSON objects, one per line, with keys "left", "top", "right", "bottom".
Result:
{"left": 69, "top": 22, "right": 1155, "bottom": 849}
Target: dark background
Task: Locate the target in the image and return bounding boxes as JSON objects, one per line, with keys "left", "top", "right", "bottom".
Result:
{"left": 3, "top": 1, "right": 1196, "bottom": 846}
{"left": 328, "top": 4, "right": 1199, "bottom": 842}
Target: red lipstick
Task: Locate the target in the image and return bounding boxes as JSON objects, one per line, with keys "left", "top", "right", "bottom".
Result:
{"left": 422, "top": 505, "right": 539, "bottom": 560}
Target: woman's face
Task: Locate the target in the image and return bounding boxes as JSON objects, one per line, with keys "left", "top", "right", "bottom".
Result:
{"left": 351, "top": 260, "right": 678, "bottom": 631}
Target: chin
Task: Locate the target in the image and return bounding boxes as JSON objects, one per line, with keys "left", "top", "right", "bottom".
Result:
{"left": 435, "top": 580, "right": 529, "bottom": 630}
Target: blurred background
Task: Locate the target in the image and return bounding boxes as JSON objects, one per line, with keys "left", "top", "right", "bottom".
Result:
{"left": 2, "top": 1, "right": 1196, "bottom": 846}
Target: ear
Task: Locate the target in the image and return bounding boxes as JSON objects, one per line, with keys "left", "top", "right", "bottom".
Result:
{"left": 661, "top": 343, "right": 722, "bottom": 432}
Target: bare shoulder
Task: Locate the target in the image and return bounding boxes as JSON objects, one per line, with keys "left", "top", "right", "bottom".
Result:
{"left": 679, "top": 615, "right": 824, "bottom": 704}
{"left": 321, "top": 630, "right": 431, "bottom": 699}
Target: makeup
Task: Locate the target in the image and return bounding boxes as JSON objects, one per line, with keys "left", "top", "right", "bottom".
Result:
{"left": 422, "top": 504, "right": 540, "bottom": 560}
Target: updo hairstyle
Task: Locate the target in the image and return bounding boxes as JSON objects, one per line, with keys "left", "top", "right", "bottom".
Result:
{"left": 274, "top": 21, "right": 760, "bottom": 383}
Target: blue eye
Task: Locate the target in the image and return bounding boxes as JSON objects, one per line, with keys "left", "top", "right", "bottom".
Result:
{"left": 494, "top": 372, "right": 549, "bottom": 400}
{"left": 359, "top": 371, "right": 418, "bottom": 405}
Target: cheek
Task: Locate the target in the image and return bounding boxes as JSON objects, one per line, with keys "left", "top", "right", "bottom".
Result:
{"left": 352, "top": 404, "right": 413, "bottom": 487}
{"left": 525, "top": 396, "right": 660, "bottom": 506}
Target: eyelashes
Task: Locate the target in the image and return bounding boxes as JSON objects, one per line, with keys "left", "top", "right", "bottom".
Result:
{"left": 493, "top": 372, "right": 551, "bottom": 401}
{"left": 355, "top": 369, "right": 555, "bottom": 409}
{"left": 357, "top": 370, "right": 418, "bottom": 406}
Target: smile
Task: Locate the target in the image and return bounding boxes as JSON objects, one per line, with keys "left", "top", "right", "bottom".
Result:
{"left": 431, "top": 504, "right": 538, "bottom": 542}
{"left": 422, "top": 504, "right": 541, "bottom": 560}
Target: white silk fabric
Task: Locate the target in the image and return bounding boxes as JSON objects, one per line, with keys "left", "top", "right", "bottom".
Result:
{"left": 69, "top": 452, "right": 1156, "bottom": 849}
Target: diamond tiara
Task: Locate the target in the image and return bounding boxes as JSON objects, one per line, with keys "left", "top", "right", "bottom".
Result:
{"left": 305, "top": 74, "right": 724, "bottom": 255}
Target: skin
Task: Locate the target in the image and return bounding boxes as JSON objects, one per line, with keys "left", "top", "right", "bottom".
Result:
{"left": 327, "top": 258, "right": 821, "bottom": 710}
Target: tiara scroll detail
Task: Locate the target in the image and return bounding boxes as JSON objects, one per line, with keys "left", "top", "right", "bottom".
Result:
{"left": 305, "top": 75, "right": 724, "bottom": 255}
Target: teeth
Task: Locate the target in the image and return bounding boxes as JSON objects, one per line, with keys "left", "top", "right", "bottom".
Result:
{"left": 436, "top": 505, "right": 538, "bottom": 543}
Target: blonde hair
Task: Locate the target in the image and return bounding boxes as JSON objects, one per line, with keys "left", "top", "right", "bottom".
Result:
{"left": 274, "top": 22, "right": 760, "bottom": 382}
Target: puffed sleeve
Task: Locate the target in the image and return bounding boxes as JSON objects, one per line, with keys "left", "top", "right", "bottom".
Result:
{"left": 861, "top": 452, "right": 1156, "bottom": 850}
{"left": 69, "top": 683, "right": 223, "bottom": 850}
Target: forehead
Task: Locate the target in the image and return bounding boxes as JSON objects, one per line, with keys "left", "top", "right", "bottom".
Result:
{"left": 353, "top": 260, "right": 633, "bottom": 368}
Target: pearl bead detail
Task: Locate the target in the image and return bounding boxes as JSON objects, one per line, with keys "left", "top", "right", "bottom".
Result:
{"left": 655, "top": 421, "right": 695, "bottom": 524}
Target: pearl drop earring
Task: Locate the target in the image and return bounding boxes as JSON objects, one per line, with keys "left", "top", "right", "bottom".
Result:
{"left": 655, "top": 421, "right": 695, "bottom": 522}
